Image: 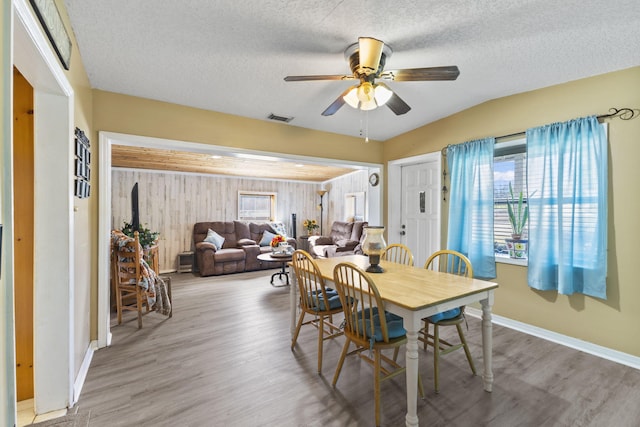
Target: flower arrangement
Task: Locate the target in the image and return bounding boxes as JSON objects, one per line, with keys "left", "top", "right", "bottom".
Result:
{"left": 303, "top": 219, "right": 319, "bottom": 235}
{"left": 270, "top": 234, "right": 286, "bottom": 247}
{"left": 121, "top": 221, "right": 159, "bottom": 249}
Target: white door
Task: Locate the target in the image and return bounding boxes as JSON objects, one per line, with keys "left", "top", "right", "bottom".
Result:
{"left": 400, "top": 160, "right": 441, "bottom": 266}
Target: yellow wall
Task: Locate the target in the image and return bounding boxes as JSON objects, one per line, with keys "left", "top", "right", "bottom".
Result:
{"left": 54, "top": 0, "right": 96, "bottom": 376}
{"left": 385, "top": 66, "right": 640, "bottom": 357}
{"left": 92, "top": 90, "right": 383, "bottom": 165}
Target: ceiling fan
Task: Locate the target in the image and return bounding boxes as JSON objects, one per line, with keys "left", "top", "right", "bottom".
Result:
{"left": 284, "top": 37, "right": 460, "bottom": 116}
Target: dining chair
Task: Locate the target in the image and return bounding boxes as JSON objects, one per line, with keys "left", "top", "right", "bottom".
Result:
{"left": 290, "top": 250, "right": 344, "bottom": 374}
{"left": 381, "top": 243, "right": 414, "bottom": 266}
{"left": 332, "top": 262, "right": 423, "bottom": 427}
{"left": 419, "top": 249, "right": 477, "bottom": 393}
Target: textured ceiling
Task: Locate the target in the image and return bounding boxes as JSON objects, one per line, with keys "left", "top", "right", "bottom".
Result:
{"left": 63, "top": 0, "right": 640, "bottom": 142}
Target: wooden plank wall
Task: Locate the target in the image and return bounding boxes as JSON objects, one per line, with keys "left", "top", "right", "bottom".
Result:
{"left": 112, "top": 169, "right": 368, "bottom": 272}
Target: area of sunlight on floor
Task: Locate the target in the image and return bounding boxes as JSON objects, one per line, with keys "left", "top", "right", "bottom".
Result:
{"left": 16, "top": 399, "right": 67, "bottom": 426}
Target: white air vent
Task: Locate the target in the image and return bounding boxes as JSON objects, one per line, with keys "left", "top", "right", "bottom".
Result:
{"left": 267, "top": 113, "right": 294, "bottom": 123}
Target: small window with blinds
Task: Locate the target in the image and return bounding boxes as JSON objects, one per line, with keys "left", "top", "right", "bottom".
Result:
{"left": 494, "top": 138, "right": 528, "bottom": 260}
{"left": 238, "top": 192, "right": 277, "bottom": 221}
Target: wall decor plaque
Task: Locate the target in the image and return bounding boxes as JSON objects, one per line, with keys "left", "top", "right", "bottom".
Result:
{"left": 29, "top": 0, "right": 72, "bottom": 70}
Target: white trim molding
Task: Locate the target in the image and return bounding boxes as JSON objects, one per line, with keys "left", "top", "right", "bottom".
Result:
{"left": 466, "top": 307, "right": 640, "bottom": 370}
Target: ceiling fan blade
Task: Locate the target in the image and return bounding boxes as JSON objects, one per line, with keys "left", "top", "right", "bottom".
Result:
{"left": 284, "top": 74, "right": 355, "bottom": 82}
{"left": 381, "top": 65, "right": 460, "bottom": 82}
{"left": 358, "top": 37, "right": 384, "bottom": 75}
{"left": 321, "top": 87, "right": 353, "bottom": 116}
{"left": 386, "top": 92, "right": 411, "bottom": 115}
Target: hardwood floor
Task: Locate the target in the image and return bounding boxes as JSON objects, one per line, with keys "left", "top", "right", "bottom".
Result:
{"left": 76, "top": 271, "right": 640, "bottom": 426}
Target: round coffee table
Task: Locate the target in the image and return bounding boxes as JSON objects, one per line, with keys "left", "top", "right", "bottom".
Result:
{"left": 257, "top": 252, "right": 293, "bottom": 287}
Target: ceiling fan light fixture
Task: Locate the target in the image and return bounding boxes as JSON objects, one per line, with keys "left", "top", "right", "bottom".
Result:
{"left": 373, "top": 83, "right": 393, "bottom": 106}
{"left": 357, "top": 82, "right": 375, "bottom": 103}
{"left": 343, "top": 82, "right": 392, "bottom": 111}
{"left": 359, "top": 98, "right": 378, "bottom": 111}
{"left": 343, "top": 86, "right": 360, "bottom": 109}
{"left": 358, "top": 37, "right": 384, "bottom": 74}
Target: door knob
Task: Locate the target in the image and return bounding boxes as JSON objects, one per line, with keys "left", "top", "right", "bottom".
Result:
{"left": 400, "top": 231, "right": 406, "bottom": 236}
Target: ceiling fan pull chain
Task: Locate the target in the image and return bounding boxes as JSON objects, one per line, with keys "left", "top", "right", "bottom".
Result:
{"left": 365, "top": 110, "right": 370, "bottom": 143}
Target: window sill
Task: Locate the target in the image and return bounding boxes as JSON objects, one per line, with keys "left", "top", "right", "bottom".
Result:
{"left": 495, "top": 255, "right": 528, "bottom": 267}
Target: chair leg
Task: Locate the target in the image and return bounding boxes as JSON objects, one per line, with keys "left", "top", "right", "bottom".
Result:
{"left": 291, "top": 311, "right": 305, "bottom": 349}
{"left": 332, "top": 338, "right": 351, "bottom": 387}
{"left": 456, "top": 323, "right": 477, "bottom": 375}
{"left": 136, "top": 288, "right": 143, "bottom": 329}
{"left": 374, "top": 349, "right": 382, "bottom": 427}
{"left": 317, "top": 316, "right": 324, "bottom": 374}
{"left": 423, "top": 321, "right": 429, "bottom": 351}
{"left": 433, "top": 324, "right": 440, "bottom": 393}
{"left": 116, "top": 289, "right": 123, "bottom": 325}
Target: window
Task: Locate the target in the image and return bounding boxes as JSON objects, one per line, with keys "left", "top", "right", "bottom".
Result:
{"left": 238, "top": 191, "right": 276, "bottom": 221}
{"left": 493, "top": 138, "right": 528, "bottom": 260}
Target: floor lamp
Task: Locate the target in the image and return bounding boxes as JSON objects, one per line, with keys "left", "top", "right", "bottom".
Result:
{"left": 317, "top": 190, "right": 327, "bottom": 235}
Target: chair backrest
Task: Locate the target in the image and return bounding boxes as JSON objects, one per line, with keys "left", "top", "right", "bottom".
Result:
{"left": 423, "top": 249, "right": 473, "bottom": 278}
{"left": 291, "top": 250, "right": 336, "bottom": 313}
{"left": 333, "top": 262, "right": 391, "bottom": 344}
{"left": 114, "top": 231, "right": 142, "bottom": 287}
{"left": 382, "top": 243, "right": 414, "bottom": 266}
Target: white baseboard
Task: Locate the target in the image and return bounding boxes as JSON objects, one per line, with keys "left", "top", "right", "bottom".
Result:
{"left": 72, "top": 340, "right": 97, "bottom": 406}
{"left": 465, "top": 307, "right": 640, "bottom": 370}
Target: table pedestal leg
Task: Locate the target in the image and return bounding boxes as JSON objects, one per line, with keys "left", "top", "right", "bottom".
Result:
{"left": 270, "top": 263, "right": 289, "bottom": 287}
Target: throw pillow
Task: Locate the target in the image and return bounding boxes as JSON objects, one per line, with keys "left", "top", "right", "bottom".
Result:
{"left": 269, "top": 222, "right": 287, "bottom": 237}
{"left": 204, "top": 228, "right": 225, "bottom": 250}
{"left": 259, "top": 230, "right": 278, "bottom": 246}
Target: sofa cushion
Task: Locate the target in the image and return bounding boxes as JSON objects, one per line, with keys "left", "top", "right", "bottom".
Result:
{"left": 213, "top": 248, "right": 245, "bottom": 262}
{"left": 204, "top": 229, "right": 225, "bottom": 249}
{"left": 194, "top": 221, "right": 237, "bottom": 248}
{"left": 329, "top": 221, "right": 354, "bottom": 242}
{"left": 351, "top": 221, "right": 368, "bottom": 242}
{"left": 237, "top": 238, "right": 257, "bottom": 246}
{"left": 233, "top": 221, "right": 251, "bottom": 241}
{"left": 335, "top": 239, "right": 358, "bottom": 249}
{"left": 248, "top": 222, "right": 275, "bottom": 242}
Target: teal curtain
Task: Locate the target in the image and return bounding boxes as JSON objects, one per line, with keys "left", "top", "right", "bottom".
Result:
{"left": 526, "top": 116, "right": 608, "bottom": 298}
{"left": 446, "top": 138, "right": 496, "bottom": 279}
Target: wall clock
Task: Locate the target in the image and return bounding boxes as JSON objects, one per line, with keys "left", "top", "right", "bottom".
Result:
{"left": 369, "top": 173, "right": 379, "bottom": 187}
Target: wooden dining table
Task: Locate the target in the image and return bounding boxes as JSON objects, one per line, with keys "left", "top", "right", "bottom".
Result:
{"left": 289, "top": 255, "right": 499, "bottom": 427}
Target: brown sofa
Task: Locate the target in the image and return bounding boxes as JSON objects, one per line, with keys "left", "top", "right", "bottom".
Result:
{"left": 307, "top": 221, "right": 368, "bottom": 258}
{"left": 193, "top": 221, "right": 296, "bottom": 276}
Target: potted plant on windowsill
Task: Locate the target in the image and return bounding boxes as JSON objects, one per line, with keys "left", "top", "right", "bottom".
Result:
{"left": 506, "top": 183, "right": 528, "bottom": 259}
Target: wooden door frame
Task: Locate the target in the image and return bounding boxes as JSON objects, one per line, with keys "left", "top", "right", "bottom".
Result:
{"left": 5, "top": 0, "right": 75, "bottom": 418}
{"left": 96, "top": 132, "right": 383, "bottom": 348}
{"left": 387, "top": 151, "right": 442, "bottom": 251}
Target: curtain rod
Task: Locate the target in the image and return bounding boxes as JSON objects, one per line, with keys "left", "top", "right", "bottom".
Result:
{"left": 441, "top": 107, "right": 639, "bottom": 156}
